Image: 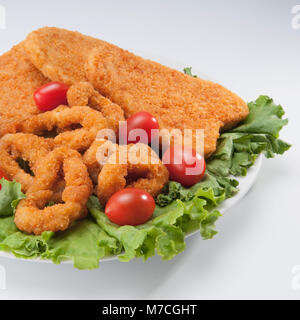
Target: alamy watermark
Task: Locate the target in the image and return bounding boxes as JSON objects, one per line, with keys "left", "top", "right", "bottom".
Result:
{"left": 291, "top": 5, "right": 300, "bottom": 29}
{"left": 0, "top": 265, "right": 6, "bottom": 290}
{"left": 95, "top": 125, "right": 205, "bottom": 175}
{"left": 0, "top": 5, "right": 6, "bottom": 30}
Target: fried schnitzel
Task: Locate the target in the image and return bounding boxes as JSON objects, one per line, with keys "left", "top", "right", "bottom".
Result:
{"left": 23, "top": 27, "right": 248, "bottom": 157}
{"left": 86, "top": 45, "right": 249, "bottom": 156}
{"left": 23, "top": 28, "right": 125, "bottom": 132}
{"left": 86, "top": 44, "right": 248, "bottom": 128}
{"left": 23, "top": 27, "right": 103, "bottom": 85}
{"left": 0, "top": 43, "right": 49, "bottom": 136}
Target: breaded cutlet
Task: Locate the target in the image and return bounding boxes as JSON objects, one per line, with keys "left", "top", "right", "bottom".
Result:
{"left": 23, "top": 27, "right": 104, "bottom": 85}
{"left": 85, "top": 44, "right": 248, "bottom": 156}
{"left": 23, "top": 27, "right": 248, "bottom": 157}
{"left": 23, "top": 27, "right": 125, "bottom": 133}
{"left": 0, "top": 43, "right": 49, "bottom": 136}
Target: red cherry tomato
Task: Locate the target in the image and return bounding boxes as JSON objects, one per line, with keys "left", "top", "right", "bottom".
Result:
{"left": 105, "top": 188, "right": 156, "bottom": 226}
{"left": 34, "top": 82, "right": 69, "bottom": 111}
{"left": 162, "top": 145, "right": 206, "bottom": 187}
{"left": 0, "top": 170, "right": 9, "bottom": 191}
{"left": 120, "top": 111, "right": 159, "bottom": 145}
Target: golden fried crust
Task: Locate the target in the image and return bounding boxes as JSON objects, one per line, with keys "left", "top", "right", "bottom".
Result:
{"left": 67, "top": 82, "right": 125, "bottom": 133}
{"left": 14, "top": 146, "right": 93, "bottom": 235}
{"left": 86, "top": 44, "right": 248, "bottom": 127}
{"left": 97, "top": 143, "right": 169, "bottom": 205}
{"left": 20, "top": 105, "right": 109, "bottom": 152}
{"left": 82, "top": 139, "right": 110, "bottom": 184}
{"left": 23, "top": 27, "right": 248, "bottom": 157}
{"left": 0, "top": 43, "right": 49, "bottom": 136}
{"left": 24, "top": 27, "right": 125, "bottom": 132}
{"left": 0, "top": 133, "right": 54, "bottom": 192}
{"left": 23, "top": 27, "right": 105, "bottom": 85}
{"left": 86, "top": 44, "right": 249, "bottom": 157}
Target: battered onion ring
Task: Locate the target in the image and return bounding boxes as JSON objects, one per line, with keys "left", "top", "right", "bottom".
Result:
{"left": 14, "top": 146, "right": 93, "bottom": 235}
{"left": 20, "top": 105, "right": 109, "bottom": 152}
{"left": 67, "top": 82, "right": 125, "bottom": 133}
{"left": 0, "top": 133, "right": 54, "bottom": 192}
{"left": 83, "top": 139, "right": 117, "bottom": 184}
{"left": 97, "top": 143, "right": 169, "bottom": 205}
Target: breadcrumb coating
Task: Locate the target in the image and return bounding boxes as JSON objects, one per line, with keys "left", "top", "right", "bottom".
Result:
{"left": 0, "top": 43, "right": 49, "bottom": 136}
{"left": 86, "top": 44, "right": 249, "bottom": 156}
{"left": 0, "top": 133, "right": 54, "bottom": 192}
{"left": 97, "top": 143, "right": 169, "bottom": 205}
{"left": 24, "top": 27, "right": 248, "bottom": 157}
{"left": 20, "top": 105, "right": 109, "bottom": 152}
{"left": 23, "top": 27, "right": 104, "bottom": 85}
{"left": 67, "top": 82, "right": 125, "bottom": 133}
{"left": 14, "top": 147, "right": 93, "bottom": 235}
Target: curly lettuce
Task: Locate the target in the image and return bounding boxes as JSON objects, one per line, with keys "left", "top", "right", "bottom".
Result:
{"left": 0, "top": 95, "right": 290, "bottom": 269}
{"left": 0, "top": 179, "right": 25, "bottom": 217}
{"left": 183, "top": 67, "right": 198, "bottom": 78}
{"left": 207, "top": 96, "right": 290, "bottom": 177}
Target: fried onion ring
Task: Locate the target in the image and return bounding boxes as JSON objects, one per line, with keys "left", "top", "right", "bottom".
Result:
{"left": 97, "top": 143, "right": 169, "bottom": 205}
{"left": 20, "top": 105, "right": 109, "bottom": 152}
{"left": 0, "top": 133, "right": 54, "bottom": 192}
{"left": 83, "top": 139, "right": 117, "bottom": 184}
{"left": 67, "top": 82, "right": 125, "bottom": 133}
{"left": 14, "top": 146, "right": 93, "bottom": 235}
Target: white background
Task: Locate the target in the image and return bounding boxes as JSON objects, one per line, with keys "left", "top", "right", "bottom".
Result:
{"left": 0, "top": 0, "right": 299, "bottom": 300}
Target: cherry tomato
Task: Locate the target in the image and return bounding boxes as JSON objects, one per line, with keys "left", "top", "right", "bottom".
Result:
{"left": 0, "top": 170, "right": 9, "bottom": 191}
{"left": 34, "top": 82, "right": 69, "bottom": 111}
{"left": 105, "top": 188, "right": 156, "bottom": 226}
{"left": 162, "top": 145, "right": 206, "bottom": 187}
{"left": 120, "top": 111, "right": 159, "bottom": 144}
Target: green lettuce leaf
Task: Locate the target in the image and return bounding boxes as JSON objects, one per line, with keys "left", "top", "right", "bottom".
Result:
{"left": 0, "top": 216, "right": 52, "bottom": 258}
{"left": 207, "top": 96, "right": 290, "bottom": 177}
{"left": 0, "top": 179, "right": 26, "bottom": 217}
{"left": 183, "top": 67, "right": 198, "bottom": 78}
{"left": 232, "top": 96, "right": 288, "bottom": 138}
{"left": 88, "top": 189, "right": 222, "bottom": 262}
{"left": 44, "top": 219, "right": 121, "bottom": 270}
{"left": 0, "top": 216, "right": 121, "bottom": 270}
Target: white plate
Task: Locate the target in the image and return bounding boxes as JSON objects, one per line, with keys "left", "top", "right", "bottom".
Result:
{"left": 0, "top": 155, "right": 262, "bottom": 264}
